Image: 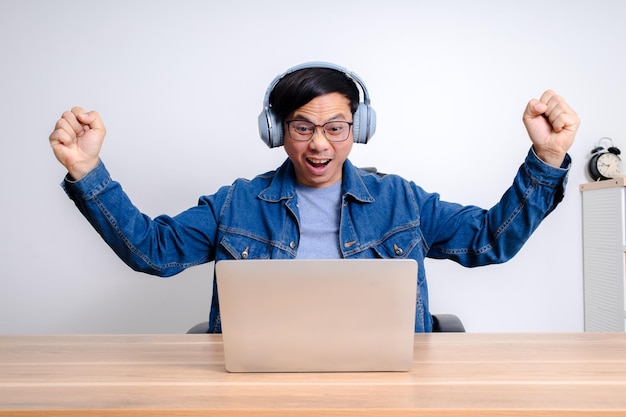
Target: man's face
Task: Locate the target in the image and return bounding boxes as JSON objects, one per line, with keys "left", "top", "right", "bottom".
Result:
{"left": 283, "top": 92, "right": 354, "bottom": 188}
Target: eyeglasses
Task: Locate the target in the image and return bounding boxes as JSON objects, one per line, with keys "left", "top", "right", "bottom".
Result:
{"left": 285, "top": 120, "right": 353, "bottom": 142}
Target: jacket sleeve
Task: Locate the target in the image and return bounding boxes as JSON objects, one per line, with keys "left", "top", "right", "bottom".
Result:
{"left": 62, "top": 160, "right": 223, "bottom": 276}
{"left": 420, "top": 147, "right": 570, "bottom": 266}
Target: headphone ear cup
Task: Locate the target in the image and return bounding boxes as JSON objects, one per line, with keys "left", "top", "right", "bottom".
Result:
{"left": 352, "top": 103, "right": 376, "bottom": 144}
{"left": 258, "top": 108, "right": 284, "bottom": 148}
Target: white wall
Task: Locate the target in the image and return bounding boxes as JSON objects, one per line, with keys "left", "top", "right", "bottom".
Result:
{"left": 1, "top": 0, "right": 624, "bottom": 333}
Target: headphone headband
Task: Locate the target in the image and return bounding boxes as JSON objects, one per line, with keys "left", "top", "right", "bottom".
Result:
{"left": 258, "top": 62, "right": 377, "bottom": 148}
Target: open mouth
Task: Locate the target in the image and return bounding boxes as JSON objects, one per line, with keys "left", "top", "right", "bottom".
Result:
{"left": 306, "top": 158, "right": 331, "bottom": 169}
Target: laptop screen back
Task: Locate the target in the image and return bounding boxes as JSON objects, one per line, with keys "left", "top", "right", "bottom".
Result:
{"left": 216, "top": 259, "right": 417, "bottom": 372}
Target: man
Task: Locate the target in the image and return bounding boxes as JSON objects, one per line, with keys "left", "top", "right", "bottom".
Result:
{"left": 49, "top": 62, "right": 579, "bottom": 332}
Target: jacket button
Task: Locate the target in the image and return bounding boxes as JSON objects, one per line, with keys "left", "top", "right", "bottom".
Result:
{"left": 393, "top": 244, "right": 403, "bottom": 256}
{"left": 290, "top": 241, "right": 296, "bottom": 249}
{"left": 241, "top": 247, "right": 249, "bottom": 259}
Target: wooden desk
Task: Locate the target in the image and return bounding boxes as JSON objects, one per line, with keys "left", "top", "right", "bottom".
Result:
{"left": 1, "top": 333, "right": 625, "bottom": 416}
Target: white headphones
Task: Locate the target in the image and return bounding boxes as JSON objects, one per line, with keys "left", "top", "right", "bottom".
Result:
{"left": 257, "top": 62, "right": 377, "bottom": 148}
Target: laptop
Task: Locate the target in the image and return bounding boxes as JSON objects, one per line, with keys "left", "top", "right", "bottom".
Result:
{"left": 215, "top": 258, "right": 417, "bottom": 373}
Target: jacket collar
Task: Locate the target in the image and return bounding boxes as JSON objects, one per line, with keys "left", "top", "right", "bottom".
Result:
{"left": 258, "top": 158, "right": 374, "bottom": 203}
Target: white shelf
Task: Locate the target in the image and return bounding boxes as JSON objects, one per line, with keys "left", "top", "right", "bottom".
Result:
{"left": 581, "top": 182, "right": 626, "bottom": 332}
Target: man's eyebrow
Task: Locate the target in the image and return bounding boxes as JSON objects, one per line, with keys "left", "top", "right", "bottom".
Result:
{"left": 289, "top": 113, "right": 350, "bottom": 122}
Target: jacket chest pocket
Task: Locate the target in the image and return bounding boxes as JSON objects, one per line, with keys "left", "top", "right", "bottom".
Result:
{"left": 219, "top": 234, "right": 274, "bottom": 260}
{"left": 372, "top": 228, "right": 421, "bottom": 259}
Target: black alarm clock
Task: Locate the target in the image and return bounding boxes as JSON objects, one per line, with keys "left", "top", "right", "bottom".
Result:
{"left": 588, "top": 137, "right": 622, "bottom": 181}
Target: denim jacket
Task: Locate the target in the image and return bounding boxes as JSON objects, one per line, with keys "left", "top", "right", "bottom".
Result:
{"left": 63, "top": 148, "right": 570, "bottom": 332}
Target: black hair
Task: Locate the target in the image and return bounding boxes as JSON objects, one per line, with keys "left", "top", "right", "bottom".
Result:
{"left": 269, "top": 68, "right": 360, "bottom": 123}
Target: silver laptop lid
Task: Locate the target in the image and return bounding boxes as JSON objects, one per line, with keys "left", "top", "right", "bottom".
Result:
{"left": 216, "top": 259, "right": 417, "bottom": 372}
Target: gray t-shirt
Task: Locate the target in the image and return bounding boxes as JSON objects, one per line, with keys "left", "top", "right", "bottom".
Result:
{"left": 295, "top": 181, "right": 342, "bottom": 259}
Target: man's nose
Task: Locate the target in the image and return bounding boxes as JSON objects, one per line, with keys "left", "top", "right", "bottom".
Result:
{"left": 309, "top": 126, "right": 330, "bottom": 146}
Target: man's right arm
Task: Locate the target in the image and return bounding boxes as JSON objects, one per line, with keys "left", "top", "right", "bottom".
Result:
{"left": 62, "top": 160, "right": 218, "bottom": 277}
{"left": 52, "top": 108, "right": 218, "bottom": 276}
